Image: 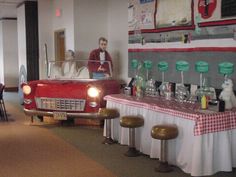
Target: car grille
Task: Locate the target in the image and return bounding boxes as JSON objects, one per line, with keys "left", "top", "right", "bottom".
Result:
{"left": 35, "top": 97, "right": 86, "bottom": 111}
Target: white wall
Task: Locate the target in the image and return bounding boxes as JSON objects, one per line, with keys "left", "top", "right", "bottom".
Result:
{"left": 2, "top": 20, "right": 18, "bottom": 87}
{"left": 0, "top": 22, "right": 4, "bottom": 83}
{"left": 0, "top": 5, "right": 17, "bottom": 18}
{"left": 74, "top": 0, "right": 108, "bottom": 59}
{"left": 38, "top": 0, "right": 129, "bottom": 83}
{"left": 38, "top": 0, "right": 75, "bottom": 79}
{"left": 107, "top": 0, "right": 128, "bottom": 82}
{"left": 73, "top": 0, "right": 129, "bottom": 82}
{"left": 52, "top": 0, "right": 75, "bottom": 51}
{"left": 17, "top": 4, "right": 27, "bottom": 73}
{"left": 0, "top": 4, "right": 19, "bottom": 87}
{"left": 38, "top": 0, "right": 53, "bottom": 79}
{"left": 30, "top": 0, "right": 236, "bottom": 85}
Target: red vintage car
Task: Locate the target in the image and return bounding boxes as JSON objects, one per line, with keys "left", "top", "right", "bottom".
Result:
{"left": 22, "top": 59, "right": 120, "bottom": 123}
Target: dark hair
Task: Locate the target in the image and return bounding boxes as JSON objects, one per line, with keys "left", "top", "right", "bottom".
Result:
{"left": 98, "top": 37, "right": 108, "bottom": 43}
{"left": 67, "top": 49, "right": 75, "bottom": 57}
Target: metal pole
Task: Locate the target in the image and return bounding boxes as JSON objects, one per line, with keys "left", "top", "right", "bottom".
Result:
{"left": 44, "top": 43, "right": 49, "bottom": 78}
{"left": 129, "top": 128, "right": 135, "bottom": 147}
{"left": 160, "top": 140, "right": 167, "bottom": 162}
{"left": 106, "top": 119, "right": 111, "bottom": 138}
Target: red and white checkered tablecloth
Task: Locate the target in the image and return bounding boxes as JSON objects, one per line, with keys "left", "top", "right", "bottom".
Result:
{"left": 104, "top": 94, "right": 236, "bottom": 136}
{"left": 194, "top": 111, "right": 236, "bottom": 135}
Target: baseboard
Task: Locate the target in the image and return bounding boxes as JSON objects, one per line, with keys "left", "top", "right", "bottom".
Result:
{"left": 4, "top": 87, "right": 18, "bottom": 92}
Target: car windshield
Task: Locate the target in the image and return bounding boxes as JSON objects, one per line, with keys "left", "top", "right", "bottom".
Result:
{"left": 47, "top": 59, "right": 112, "bottom": 80}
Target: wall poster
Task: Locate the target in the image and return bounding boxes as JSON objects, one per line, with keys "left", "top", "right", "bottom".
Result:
{"left": 155, "top": 0, "right": 192, "bottom": 28}
{"left": 128, "top": 0, "right": 194, "bottom": 33}
{"left": 128, "top": 0, "right": 236, "bottom": 90}
{"left": 128, "top": 0, "right": 156, "bottom": 31}
{"left": 194, "top": 0, "right": 236, "bottom": 27}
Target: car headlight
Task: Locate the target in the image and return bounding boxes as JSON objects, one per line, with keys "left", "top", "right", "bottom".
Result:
{"left": 22, "top": 85, "right": 32, "bottom": 95}
{"left": 87, "top": 87, "right": 100, "bottom": 98}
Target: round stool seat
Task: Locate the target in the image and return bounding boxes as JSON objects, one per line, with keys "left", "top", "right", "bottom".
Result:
{"left": 98, "top": 108, "right": 119, "bottom": 119}
{"left": 120, "top": 116, "right": 144, "bottom": 128}
{"left": 151, "top": 125, "right": 178, "bottom": 140}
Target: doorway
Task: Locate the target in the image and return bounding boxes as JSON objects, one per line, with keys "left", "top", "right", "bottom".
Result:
{"left": 54, "top": 29, "right": 65, "bottom": 61}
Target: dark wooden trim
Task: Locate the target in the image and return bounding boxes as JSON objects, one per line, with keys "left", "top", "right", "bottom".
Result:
{"left": 4, "top": 87, "right": 18, "bottom": 92}
{"left": 199, "top": 19, "right": 236, "bottom": 27}
{"left": 0, "top": 18, "right": 17, "bottom": 20}
{"left": 25, "top": 1, "right": 39, "bottom": 81}
{"left": 128, "top": 47, "right": 236, "bottom": 52}
{"left": 129, "top": 25, "right": 195, "bottom": 34}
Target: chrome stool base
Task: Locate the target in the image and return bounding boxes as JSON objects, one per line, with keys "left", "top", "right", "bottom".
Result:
{"left": 155, "top": 161, "right": 173, "bottom": 173}
{"left": 124, "top": 147, "right": 140, "bottom": 157}
{"left": 98, "top": 108, "right": 120, "bottom": 145}
{"left": 151, "top": 124, "right": 178, "bottom": 173}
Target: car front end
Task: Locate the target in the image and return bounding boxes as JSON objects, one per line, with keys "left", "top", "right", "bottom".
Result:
{"left": 22, "top": 79, "right": 120, "bottom": 120}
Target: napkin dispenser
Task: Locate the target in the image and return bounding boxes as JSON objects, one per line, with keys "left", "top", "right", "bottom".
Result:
{"left": 175, "top": 84, "right": 190, "bottom": 102}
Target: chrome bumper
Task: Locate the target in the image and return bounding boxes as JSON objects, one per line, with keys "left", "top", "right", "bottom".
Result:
{"left": 24, "top": 108, "right": 103, "bottom": 119}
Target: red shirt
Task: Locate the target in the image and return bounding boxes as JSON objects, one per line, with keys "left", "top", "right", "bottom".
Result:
{"left": 88, "top": 48, "right": 113, "bottom": 74}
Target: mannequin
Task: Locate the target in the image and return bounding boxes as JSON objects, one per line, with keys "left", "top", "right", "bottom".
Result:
{"left": 62, "top": 50, "right": 77, "bottom": 78}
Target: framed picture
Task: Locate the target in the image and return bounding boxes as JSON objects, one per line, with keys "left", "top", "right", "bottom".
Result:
{"left": 128, "top": 0, "right": 156, "bottom": 31}
{"left": 155, "top": 0, "right": 193, "bottom": 28}
{"left": 195, "top": 0, "right": 236, "bottom": 27}
{"left": 129, "top": 0, "right": 194, "bottom": 34}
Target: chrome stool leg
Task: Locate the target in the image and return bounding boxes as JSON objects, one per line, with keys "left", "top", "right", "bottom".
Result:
{"left": 155, "top": 140, "right": 172, "bottom": 172}
{"left": 103, "top": 119, "right": 116, "bottom": 144}
{"left": 0, "top": 101, "right": 4, "bottom": 120}
{"left": 31, "top": 116, "right": 34, "bottom": 123}
{"left": 2, "top": 99, "right": 8, "bottom": 121}
{"left": 124, "top": 128, "right": 140, "bottom": 157}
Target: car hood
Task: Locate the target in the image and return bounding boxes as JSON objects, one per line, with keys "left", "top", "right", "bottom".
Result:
{"left": 31, "top": 79, "right": 118, "bottom": 99}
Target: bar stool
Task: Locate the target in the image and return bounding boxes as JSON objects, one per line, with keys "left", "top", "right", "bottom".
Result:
{"left": 120, "top": 116, "right": 144, "bottom": 157}
{"left": 151, "top": 124, "right": 178, "bottom": 172}
{"left": 98, "top": 108, "right": 119, "bottom": 144}
{"left": 0, "top": 84, "right": 8, "bottom": 121}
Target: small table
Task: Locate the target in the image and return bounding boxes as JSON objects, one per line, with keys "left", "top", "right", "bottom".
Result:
{"left": 104, "top": 94, "right": 236, "bottom": 176}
